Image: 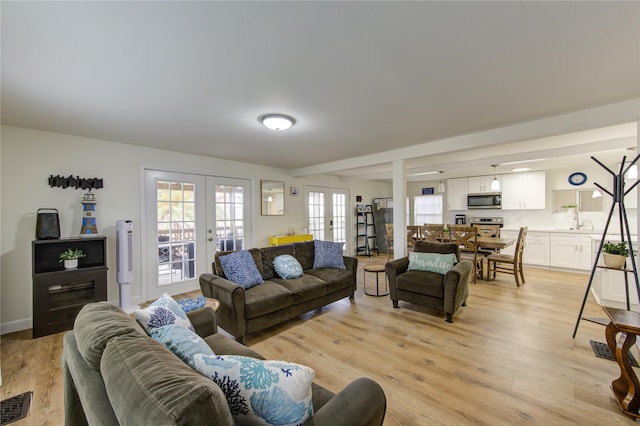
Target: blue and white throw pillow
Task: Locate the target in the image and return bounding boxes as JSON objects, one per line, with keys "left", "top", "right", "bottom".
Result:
{"left": 151, "top": 325, "right": 215, "bottom": 368}
{"left": 193, "top": 354, "right": 314, "bottom": 426}
{"left": 219, "top": 250, "right": 264, "bottom": 289}
{"left": 135, "top": 293, "right": 195, "bottom": 335}
{"left": 312, "top": 240, "right": 346, "bottom": 269}
{"left": 176, "top": 295, "right": 207, "bottom": 312}
{"left": 408, "top": 252, "right": 457, "bottom": 275}
{"left": 273, "top": 255, "right": 304, "bottom": 279}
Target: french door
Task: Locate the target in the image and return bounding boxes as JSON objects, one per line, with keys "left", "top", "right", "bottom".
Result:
{"left": 144, "top": 170, "right": 251, "bottom": 301}
{"left": 305, "top": 186, "right": 350, "bottom": 252}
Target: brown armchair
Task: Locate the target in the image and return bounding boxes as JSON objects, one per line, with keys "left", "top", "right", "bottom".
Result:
{"left": 385, "top": 241, "right": 473, "bottom": 323}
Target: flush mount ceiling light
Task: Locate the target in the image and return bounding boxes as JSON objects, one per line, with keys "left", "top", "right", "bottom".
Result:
{"left": 490, "top": 165, "right": 500, "bottom": 191}
{"left": 259, "top": 114, "right": 296, "bottom": 131}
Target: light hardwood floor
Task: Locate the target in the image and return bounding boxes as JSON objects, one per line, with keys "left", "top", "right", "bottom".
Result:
{"left": 1, "top": 256, "right": 637, "bottom": 425}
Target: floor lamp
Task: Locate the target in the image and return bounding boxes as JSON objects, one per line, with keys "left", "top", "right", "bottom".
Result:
{"left": 572, "top": 154, "right": 640, "bottom": 338}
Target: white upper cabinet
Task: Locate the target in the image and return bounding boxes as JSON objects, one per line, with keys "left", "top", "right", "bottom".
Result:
{"left": 447, "top": 178, "right": 468, "bottom": 210}
{"left": 501, "top": 171, "right": 546, "bottom": 210}
{"left": 467, "top": 175, "right": 500, "bottom": 193}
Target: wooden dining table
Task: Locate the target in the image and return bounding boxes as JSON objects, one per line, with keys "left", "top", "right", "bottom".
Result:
{"left": 475, "top": 236, "right": 514, "bottom": 250}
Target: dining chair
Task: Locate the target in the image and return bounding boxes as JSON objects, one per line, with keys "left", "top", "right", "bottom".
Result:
{"left": 447, "top": 224, "right": 482, "bottom": 283}
{"left": 422, "top": 224, "right": 445, "bottom": 242}
{"left": 475, "top": 224, "right": 501, "bottom": 256}
{"left": 407, "top": 225, "right": 421, "bottom": 250}
{"left": 385, "top": 223, "right": 394, "bottom": 261}
{"left": 487, "top": 226, "right": 528, "bottom": 287}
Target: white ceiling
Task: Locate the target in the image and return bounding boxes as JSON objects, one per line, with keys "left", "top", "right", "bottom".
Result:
{"left": 2, "top": 1, "right": 639, "bottom": 180}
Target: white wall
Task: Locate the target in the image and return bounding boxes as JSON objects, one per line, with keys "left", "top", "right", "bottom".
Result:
{"left": 0, "top": 125, "right": 390, "bottom": 333}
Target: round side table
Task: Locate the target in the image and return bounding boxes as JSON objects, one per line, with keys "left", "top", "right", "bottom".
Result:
{"left": 363, "top": 264, "right": 389, "bottom": 297}
{"left": 205, "top": 298, "right": 220, "bottom": 312}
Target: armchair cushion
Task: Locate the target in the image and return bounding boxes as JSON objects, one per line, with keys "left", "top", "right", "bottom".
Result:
{"left": 408, "top": 252, "right": 457, "bottom": 274}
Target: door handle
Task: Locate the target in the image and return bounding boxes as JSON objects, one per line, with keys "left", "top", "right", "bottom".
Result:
{"left": 208, "top": 237, "right": 213, "bottom": 242}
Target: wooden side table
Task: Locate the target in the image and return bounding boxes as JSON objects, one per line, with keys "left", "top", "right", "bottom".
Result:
{"left": 205, "top": 298, "right": 220, "bottom": 312}
{"left": 363, "top": 264, "right": 388, "bottom": 297}
{"left": 603, "top": 306, "right": 640, "bottom": 418}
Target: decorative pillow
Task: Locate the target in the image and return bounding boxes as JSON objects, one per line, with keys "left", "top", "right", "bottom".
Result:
{"left": 135, "top": 293, "right": 195, "bottom": 335}
{"left": 408, "top": 252, "right": 457, "bottom": 275}
{"left": 151, "top": 325, "right": 215, "bottom": 368}
{"left": 273, "top": 255, "right": 304, "bottom": 279}
{"left": 193, "top": 354, "right": 314, "bottom": 426}
{"left": 312, "top": 240, "right": 346, "bottom": 269}
{"left": 176, "top": 295, "right": 207, "bottom": 312}
{"left": 219, "top": 250, "right": 264, "bottom": 289}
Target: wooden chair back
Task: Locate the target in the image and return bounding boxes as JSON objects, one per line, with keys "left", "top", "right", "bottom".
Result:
{"left": 447, "top": 225, "right": 478, "bottom": 253}
{"left": 422, "top": 224, "right": 444, "bottom": 242}
{"left": 514, "top": 226, "right": 528, "bottom": 261}
{"left": 447, "top": 224, "right": 480, "bottom": 283}
{"left": 407, "top": 225, "right": 421, "bottom": 249}
{"left": 475, "top": 224, "right": 501, "bottom": 238}
{"left": 385, "top": 223, "right": 394, "bottom": 260}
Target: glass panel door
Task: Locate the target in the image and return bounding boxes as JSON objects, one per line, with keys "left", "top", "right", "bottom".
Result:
{"left": 306, "top": 186, "right": 350, "bottom": 251}
{"left": 206, "top": 176, "right": 251, "bottom": 265}
{"left": 144, "top": 170, "right": 206, "bottom": 300}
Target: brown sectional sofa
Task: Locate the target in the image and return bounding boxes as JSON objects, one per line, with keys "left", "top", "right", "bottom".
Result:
{"left": 199, "top": 240, "right": 357, "bottom": 343}
{"left": 63, "top": 302, "right": 386, "bottom": 425}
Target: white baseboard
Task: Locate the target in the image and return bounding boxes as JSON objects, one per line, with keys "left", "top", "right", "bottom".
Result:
{"left": 1, "top": 317, "right": 32, "bottom": 335}
{"left": 0, "top": 296, "right": 144, "bottom": 335}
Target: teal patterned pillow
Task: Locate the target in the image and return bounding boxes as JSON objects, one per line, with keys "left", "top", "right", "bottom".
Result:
{"left": 151, "top": 325, "right": 215, "bottom": 368}
{"left": 193, "top": 354, "right": 314, "bottom": 425}
{"left": 135, "top": 293, "right": 195, "bottom": 335}
{"left": 219, "top": 250, "right": 264, "bottom": 289}
{"left": 408, "top": 252, "right": 457, "bottom": 274}
{"left": 273, "top": 255, "right": 304, "bottom": 279}
{"left": 312, "top": 240, "right": 346, "bottom": 269}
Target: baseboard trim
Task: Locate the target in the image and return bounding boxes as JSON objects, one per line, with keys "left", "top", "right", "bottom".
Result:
{"left": 1, "top": 318, "right": 32, "bottom": 335}
{"left": 0, "top": 297, "right": 144, "bottom": 335}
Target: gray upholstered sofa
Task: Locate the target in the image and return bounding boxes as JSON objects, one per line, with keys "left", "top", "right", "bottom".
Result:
{"left": 199, "top": 240, "right": 357, "bottom": 343}
{"left": 385, "top": 241, "right": 472, "bottom": 323}
{"left": 63, "top": 302, "right": 386, "bottom": 425}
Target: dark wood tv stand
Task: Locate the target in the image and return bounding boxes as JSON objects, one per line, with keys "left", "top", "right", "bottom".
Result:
{"left": 32, "top": 237, "right": 107, "bottom": 338}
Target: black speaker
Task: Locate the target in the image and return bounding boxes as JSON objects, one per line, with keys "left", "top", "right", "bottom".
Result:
{"left": 35, "top": 208, "right": 60, "bottom": 240}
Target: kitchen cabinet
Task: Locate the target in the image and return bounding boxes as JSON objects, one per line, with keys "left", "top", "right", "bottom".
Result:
{"left": 549, "top": 233, "right": 592, "bottom": 270}
{"left": 467, "top": 175, "right": 500, "bottom": 194}
{"left": 501, "top": 171, "right": 545, "bottom": 210}
{"left": 447, "top": 178, "right": 468, "bottom": 210}
{"left": 500, "top": 229, "right": 549, "bottom": 266}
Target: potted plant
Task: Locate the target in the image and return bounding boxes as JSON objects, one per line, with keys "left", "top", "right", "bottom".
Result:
{"left": 561, "top": 204, "right": 577, "bottom": 214}
{"left": 601, "top": 241, "right": 634, "bottom": 269}
{"left": 59, "top": 248, "right": 86, "bottom": 270}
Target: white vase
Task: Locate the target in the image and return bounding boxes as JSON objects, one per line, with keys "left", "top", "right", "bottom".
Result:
{"left": 603, "top": 253, "right": 626, "bottom": 269}
{"left": 64, "top": 259, "right": 78, "bottom": 269}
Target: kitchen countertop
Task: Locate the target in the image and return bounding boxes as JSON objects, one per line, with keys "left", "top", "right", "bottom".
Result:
{"left": 502, "top": 227, "right": 606, "bottom": 234}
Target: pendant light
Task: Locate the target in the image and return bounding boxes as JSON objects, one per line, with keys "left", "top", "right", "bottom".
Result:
{"left": 437, "top": 171, "right": 445, "bottom": 193}
{"left": 490, "top": 165, "right": 500, "bottom": 191}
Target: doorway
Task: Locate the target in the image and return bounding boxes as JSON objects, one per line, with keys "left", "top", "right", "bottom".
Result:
{"left": 143, "top": 170, "right": 251, "bottom": 300}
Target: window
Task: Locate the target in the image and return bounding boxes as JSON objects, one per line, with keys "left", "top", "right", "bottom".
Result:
{"left": 414, "top": 195, "right": 443, "bottom": 225}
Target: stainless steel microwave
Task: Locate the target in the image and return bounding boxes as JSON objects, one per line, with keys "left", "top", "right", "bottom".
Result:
{"left": 467, "top": 192, "right": 501, "bottom": 209}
